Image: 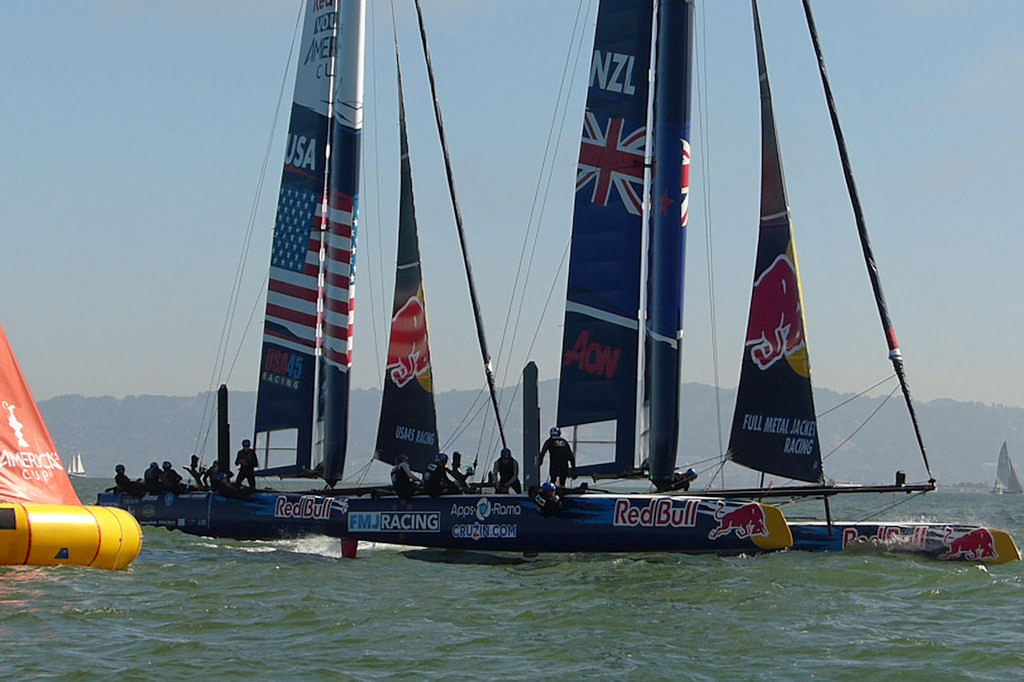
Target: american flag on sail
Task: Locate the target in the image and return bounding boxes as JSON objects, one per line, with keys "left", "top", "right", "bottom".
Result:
{"left": 323, "top": 192, "right": 354, "bottom": 369}
{"left": 576, "top": 112, "right": 647, "bottom": 216}
{"left": 264, "top": 184, "right": 323, "bottom": 352}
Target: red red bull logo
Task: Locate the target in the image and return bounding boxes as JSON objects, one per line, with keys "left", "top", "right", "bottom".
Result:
{"left": 385, "top": 296, "right": 431, "bottom": 388}
{"left": 745, "top": 255, "right": 805, "bottom": 370}
{"left": 708, "top": 501, "right": 769, "bottom": 540}
{"left": 941, "top": 526, "right": 998, "bottom": 561}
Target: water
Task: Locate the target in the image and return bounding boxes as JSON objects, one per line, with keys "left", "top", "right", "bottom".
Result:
{"left": 3, "top": 481, "right": 1024, "bottom": 681}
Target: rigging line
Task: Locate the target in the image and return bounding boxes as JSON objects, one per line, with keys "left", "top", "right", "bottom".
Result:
{"left": 359, "top": 0, "right": 386, "bottom": 388}
{"left": 495, "top": 0, "right": 592, "bottom": 394}
{"left": 821, "top": 385, "right": 898, "bottom": 463}
{"left": 694, "top": 0, "right": 727, "bottom": 481}
{"left": 494, "top": 1, "right": 592, "bottom": 431}
{"left": 816, "top": 373, "right": 896, "bottom": 418}
{"left": 193, "top": 1, "right": 303, "bottom": 458}
{"left": 413, "top": 0, "right": 507, "bottom": 449}
{"left": 801, "top": 0, "right": 933, "bottom": 482}
{"left": 499, "top": 238, "right": 573, "bottom": 429}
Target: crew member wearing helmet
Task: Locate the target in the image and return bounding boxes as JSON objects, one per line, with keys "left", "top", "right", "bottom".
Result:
{"left": 143, "top": 461, "right": 162, "bottom": 494}
{"left": 159, "top": 460, "right": 186, "bottom": 494}
{"left": 113, "top": 464, "right": 146, "bottom": 497}
{"left": 390, "top": 454, "right": 421, "bottom": 499}
{"left": 539, "top": 426, "right": 576, "bottom": 487}
{"left": 422, "top": 452, "right": 460, "bottom": 498}
{"left": 235, "top": 438, "right": 259, "bottom": 489}
{"left": 531, "top": 480, "right": 562, "bottom": 517}
{"left": 492, "top": 447, "right": 522, "bottom": 494}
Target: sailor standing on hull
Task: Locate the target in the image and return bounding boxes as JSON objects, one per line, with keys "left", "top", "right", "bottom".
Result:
{"left": 539, "top": 427, "right": 576, "bottom": 487}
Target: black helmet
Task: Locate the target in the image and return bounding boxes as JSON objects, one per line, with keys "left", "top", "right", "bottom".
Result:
{"left": 437, "top": 453, "right": 448, "bottom": 464}
{"left": 115, "top": 464, "right": 125, "bottom": 473}
{"left": 162, "top": 461, "right": 172, "bottom": 470}
{"left": 500, "top": 448, "right": 511, "bottom": 459}
{"left": 242, "top": 439, "right": 251, "bottom": 447}
{"left": 396, "top": 454, "right": 409, "bottom": 464}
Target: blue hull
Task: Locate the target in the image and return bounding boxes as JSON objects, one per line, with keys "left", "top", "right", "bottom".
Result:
{"left": 789, "top": 521, "right": 1020, "bottom": 564}
{"left": 96, "top": 490, "right": 792, "bottom": 555}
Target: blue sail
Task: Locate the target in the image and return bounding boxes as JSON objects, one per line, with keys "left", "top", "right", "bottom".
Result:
{"left": 645, "top": 0, "right": 695, "bottom": 489}
{"left": 321, "top": 0, "right": 367, "bottom": 485}
{"left": 557, "top": 0, "right": 654, "bottom": 476}
{"left": 254, "top": 0, "right": 338, "bottom": 477}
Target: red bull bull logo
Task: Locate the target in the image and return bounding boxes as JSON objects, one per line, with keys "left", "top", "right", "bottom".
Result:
{"left": 942, "top": 526, "right": 998, "bottom": 561}
{"left": 708, "top": 501, "right": 769, "bottom": 540}
{"left": 385, "top": 296, "right": 431, "bottom": 388}
{"left": 745, "top": 255, "right": 805, "bottom": 370}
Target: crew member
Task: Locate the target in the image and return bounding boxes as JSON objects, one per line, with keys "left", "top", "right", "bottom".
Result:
{"left": 113, "top": 464, "right": 146, "bottom": 497}
{"left": 531, "top": 481, "right": 562, "bottom": 517}
{"left": 159, "top": 460, "right": 186, "bottom": 494}
{"left": 422, "top": 453, "right": 460, "bottom": 498}
{"left": 492, "top": 448, "right": 522, "bottom": 494}
{"left": 143, "top": 461, "right": 162, "bottom": 494}
{"left": 390, "top": 454, "right": 421, "bottom": 498}
{"left": 539, "top": 426, "right": 576, "bottom": 487}
{"left": 235, "top": 439, "right": 258, "bottom": 489}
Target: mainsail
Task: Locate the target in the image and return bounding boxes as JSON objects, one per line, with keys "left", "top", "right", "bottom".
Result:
{"left": 557, "top": 0, "right": 694, "bottom": 483}
{"left": 994, "top": 442, "right": 1022, "bottom": 494}
{"left": 254, "top": 0, "right": 366, "bottom": 484}
{"left": 374, "top": 46, "right": 439, "bottom": 471}
{"left": 726, "top": 0, "right": 824, "bottom": 484}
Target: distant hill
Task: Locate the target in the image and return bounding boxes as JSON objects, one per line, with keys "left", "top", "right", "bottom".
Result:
{"left": 39, "top": 382, "right": 1024, "bottom": 490}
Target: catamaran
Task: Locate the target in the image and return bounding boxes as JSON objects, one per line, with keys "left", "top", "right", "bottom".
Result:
{"left": 98, "top": 0, "right": 1018, "bottom": 563}
{"left": 96, "top": 0, "right": 793, "bottom": 558}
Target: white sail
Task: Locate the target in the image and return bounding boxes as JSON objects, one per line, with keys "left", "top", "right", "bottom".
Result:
{"left": 67, "top": 452, "right": 86, "bottom": 477}
{"left": 994, "top": 442, "right": 1022, "bottom": 494}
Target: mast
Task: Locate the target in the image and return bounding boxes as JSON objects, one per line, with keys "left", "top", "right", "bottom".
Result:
{"left": 321, "top": 0, "right": 367, "bottom": 485}
{"left": 646, "top": 0, "right": 695, "bottom": 490}
{"left": 412, "top": 0, "right": 507, "bottom": 449}
{"left": 801, "top": 0, "right": 934, "bottom": 482}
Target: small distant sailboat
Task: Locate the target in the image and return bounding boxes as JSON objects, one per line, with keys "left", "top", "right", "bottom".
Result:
{"left": 993, "top": 442, "right": 1022, "bottom": 494}
{"left": 67, "top": 452, "right": 86, "bottom": 478}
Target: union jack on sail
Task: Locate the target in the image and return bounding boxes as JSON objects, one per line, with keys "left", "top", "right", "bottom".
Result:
{"left": 576, "top": 112, "right": 647, "bottom": 215}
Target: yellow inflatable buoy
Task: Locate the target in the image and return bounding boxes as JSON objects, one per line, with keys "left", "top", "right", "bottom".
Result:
{"left": 0, "top": 323, "right": 142, "bottom": 570}
{"left": 0, "top": 503, "right": 142, "bottom": 570}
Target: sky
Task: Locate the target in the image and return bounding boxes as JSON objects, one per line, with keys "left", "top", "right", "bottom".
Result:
{"left": 2, "top": 0, "right": 1023, "bottom": 416}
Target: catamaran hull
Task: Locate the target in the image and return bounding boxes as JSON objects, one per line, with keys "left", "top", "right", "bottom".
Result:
{"left": 789, "top": 521, "right": 1021, "bottom": 564}
{"left": 96, "top": 491, "right": 792, "bottom": 555}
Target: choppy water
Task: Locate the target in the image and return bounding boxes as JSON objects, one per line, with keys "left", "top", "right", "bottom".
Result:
{"left": 3, "top": 480, "right": 1023, "bottom": 681}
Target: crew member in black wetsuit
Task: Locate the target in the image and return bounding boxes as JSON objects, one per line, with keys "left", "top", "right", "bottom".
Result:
{"left": 113, "top": 464, "right": 146, "bottom": 497}
{"left": 492, "top": 448, "right": 522, "bottom": 494}
{"left": 539, "top": 427, "right": 576, "bottom": 487}
{"left": 143, "top": 461, "right": 162, "bottom": 494}
{"left": 211, "top": 471, "right": 249, "bottom": 499}
{"left": 390, "top": 454, "right": 421, "bottom": 498}
{"left": 422, "top": 453, "right": 460, "bottom": 498}
{"left": 159, "top": 461, "right": 186, "bottom": 494}
{"left": 235, "top": 439, "right": 258, "bottom": 489}
{"left": 531, "top": 481, "right": 562, "bottom": 517}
